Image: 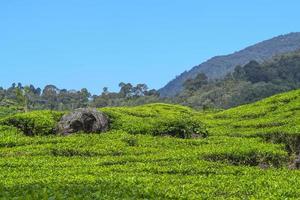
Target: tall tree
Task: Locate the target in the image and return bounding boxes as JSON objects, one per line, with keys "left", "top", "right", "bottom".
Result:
{"left": 119, "top": 82, "right": 133, "bottom": 98}
{"left": 133, "top": 84, "right": 148, "bottom": 97}
{"left": 42, "top": 85, "right": 59, "bottom": 110}
{"left": 14, "top": 86, "right": 31, "bottom": 112}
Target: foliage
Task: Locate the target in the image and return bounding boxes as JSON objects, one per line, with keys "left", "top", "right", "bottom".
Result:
{"left": 91, "top": 83, "right": 160, "bottom": 108}
{"left": 160, "top": 32, "right": 300, "bottom": 97}
{"left": 183, "top": 73, "right": 208, "bottom": 92}
{"left": 179, "top": 50, "right": 300, "bottom": 109}
{"left": 0, "top": 106, "right": 21, "bottom": 118}
{"left": 0, "top": 90, "right": 299, "bottom": 198}
{"left": 0, "top": 128, "right": 292, "bottom": 199}
{"left": 201, "top": 89, "right": 300, "bottom": 154}
{"left": 0, "top": 103, "right": 207, "bottom": 139}
{"left": 0, "top": 82, "right": 160, "bottom": 111}
{"left": 101, "top": 103, "right": 208, "bottom": 138}
{"left": 0, "top": 111, "right": 64, "bottom": 136}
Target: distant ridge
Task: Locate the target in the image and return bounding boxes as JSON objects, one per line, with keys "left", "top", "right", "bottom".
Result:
{"left": 159, "top": 32, "right": 300, "bottom": 97}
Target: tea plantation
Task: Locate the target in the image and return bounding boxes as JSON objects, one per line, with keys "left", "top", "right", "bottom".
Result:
{"left": 0, "top": 89, "right": 300, "bottom": 199}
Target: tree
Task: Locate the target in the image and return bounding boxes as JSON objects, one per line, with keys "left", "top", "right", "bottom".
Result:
{"left": 42, "top": 85, "right": 59, "bottom": 110}
{"left": 133, "top": 84, "right": 148, "bottom": 97}
{"left": 119, "top": 82, "right": 133, "bottom": 98}
{"left": 14, "top": 86, "right": 30, "bottom": 112}
{"left": 243, "top": 61, "right": 268, "bottom": 83}
{"left": 102, "top": 87, "right": 109, "bottom": 96}
{"left": 17, "top": 82, "right": 23, "bottom": 89}
{"left": 183, "top": 73, "right": 208, "bottom": 92}
{"left": 233, "top": 65, "right": 246, "bottom": 80}
{"left": 79, "top": 88, "right": 91, "bottom": 107}
{"left": 0, "top": 82, "right": 161, "bottom": 110}
{"left": 0, "top": 87, "right": 4, "bottom": 102}
{"left": 145, "top": 89, "right": 159, "bottom": 97}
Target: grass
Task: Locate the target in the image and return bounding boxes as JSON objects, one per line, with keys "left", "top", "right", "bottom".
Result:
{"left": 0, "top": 89, "right": 299, "bottom": 199}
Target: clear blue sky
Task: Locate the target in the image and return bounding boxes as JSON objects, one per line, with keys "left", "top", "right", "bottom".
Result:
{"left": 0, "top": 0, "right": 299, "bottom": 94}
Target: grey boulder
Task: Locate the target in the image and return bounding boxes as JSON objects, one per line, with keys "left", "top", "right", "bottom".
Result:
{"left": 57, "top": 108, "right": 109, "bottom": 135}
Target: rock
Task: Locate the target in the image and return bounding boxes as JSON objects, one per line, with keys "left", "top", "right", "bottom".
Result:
{"left": 57, "top": 108, "right": 109, "bottom": 135}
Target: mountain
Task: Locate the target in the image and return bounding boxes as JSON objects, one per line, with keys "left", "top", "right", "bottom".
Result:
{"left": 160, "top": 32, "right": 300, "bottom": 97}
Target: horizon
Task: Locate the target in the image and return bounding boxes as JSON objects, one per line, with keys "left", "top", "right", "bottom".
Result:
{"left": 1, "top": 1, "right": 300, "bottom": 94}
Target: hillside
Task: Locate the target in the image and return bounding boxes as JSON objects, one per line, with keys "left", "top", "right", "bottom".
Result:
{"left": 205, "top": 89, "right": 300, "bottom": 139}
{"left": 0, "top": 90, "right": 300, "bottom": 198}
{"left": 175, "top": 50, "right": 300, "bottom": 109}
{"left": 160, "top": 32, "right": 300, "bottom": 97}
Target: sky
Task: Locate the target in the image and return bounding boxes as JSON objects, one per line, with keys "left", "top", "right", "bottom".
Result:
{"left": 0, "top": 0, "right": 300, "bottom": 94}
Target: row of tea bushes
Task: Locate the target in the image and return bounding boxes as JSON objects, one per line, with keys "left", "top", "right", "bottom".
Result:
{"left": 0, "top": 127, "right": 295, "bottom": 199}
{"left": 101, "top": 103, "right": 208, "bottom": 138}
{"left": 0, "top": 103, "right": 208, "bottom": 138}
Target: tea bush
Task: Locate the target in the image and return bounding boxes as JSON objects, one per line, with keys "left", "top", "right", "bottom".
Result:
{"left": 0, "top": 106, "right": 20, "bottom": 118}
{"left": 202, "top": 89, "right": 300, "bottom": 138}
{"left": 0, "top": 128, "right": 294, "bottom": 199}
{"left": 0, "top": 111, "right": 64, "bottom": 136}
{"left": 101, "top": 103, "right": 208, "bottom": 138}
{"left": 0, "top": 104, "right": 208, "bottom": 138}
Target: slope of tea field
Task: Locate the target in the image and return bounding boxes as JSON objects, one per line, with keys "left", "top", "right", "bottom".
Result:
{"left": 201, "top": 89, "right": 300, "bottom": 154}
{"left": 0, "top": 89, "right": 299, "bottom": 199}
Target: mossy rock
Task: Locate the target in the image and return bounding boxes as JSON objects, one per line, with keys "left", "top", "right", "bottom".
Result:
{"left": 57, "top": 108, "right": 109, "bottom": 135}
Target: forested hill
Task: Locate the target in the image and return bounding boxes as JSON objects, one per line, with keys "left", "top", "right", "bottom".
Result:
{"left": 176, "top": 50, "right": 300, "bottom": 109}
{"left": 160, "top": 32, "right": 300, "bottom": 97}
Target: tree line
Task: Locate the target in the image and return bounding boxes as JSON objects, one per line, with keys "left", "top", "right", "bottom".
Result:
{"left": 0, "top": 82, "right": 159, "bottom": 111}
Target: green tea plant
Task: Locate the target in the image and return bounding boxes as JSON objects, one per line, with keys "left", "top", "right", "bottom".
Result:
{"left": 0, "top": 128, "right": 293, "bottom": 199}
{"left": 0, "top": 110, "right": 64, "bottom": 136}
{"left": 0, "top": 106, "right": 20, "bottom": 118}
{"left": 201, "top": 89, "right": 300, "bottom": 138}
{"left": 101, "top": 103, "right": 208, "bottom": 138}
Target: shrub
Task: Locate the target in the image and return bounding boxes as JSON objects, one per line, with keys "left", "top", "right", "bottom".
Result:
{"left": 0, "top": 111, "right": 64, "bottom": 136}
{"left": 122, "top": 135, "right": 139, "bottom": 146}
{"left": 101, "top": 103, "right": 209, "bottom": 138}
{"left": 0, "top": 106, "right": 21, "bottom": 119}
